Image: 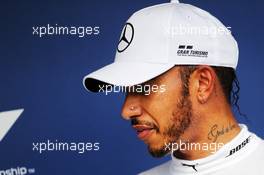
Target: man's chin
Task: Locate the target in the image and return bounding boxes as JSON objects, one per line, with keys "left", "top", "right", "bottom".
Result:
{"left": 147, "top": 145, "right": 170, "bottom": 158}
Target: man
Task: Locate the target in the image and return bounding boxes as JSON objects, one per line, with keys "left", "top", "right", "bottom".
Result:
{"left": 83, "top": 0, "right": 264, "bottom": 174}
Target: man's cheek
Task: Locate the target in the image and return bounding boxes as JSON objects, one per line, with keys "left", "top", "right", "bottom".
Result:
{"left": 149, "top": 132, "right": 166, "bottom": 145}
{"left": 157, "top": 118, "right": 172, "bottom": 134}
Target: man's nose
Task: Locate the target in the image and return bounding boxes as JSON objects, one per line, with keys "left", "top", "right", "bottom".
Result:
{"left": 121, "top": 94, "right": 142, "bottom": 120}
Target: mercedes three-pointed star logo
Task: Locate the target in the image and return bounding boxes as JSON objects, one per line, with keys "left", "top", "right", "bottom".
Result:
{"left": 117, "top": 23, "right": 134, "bottom": 53}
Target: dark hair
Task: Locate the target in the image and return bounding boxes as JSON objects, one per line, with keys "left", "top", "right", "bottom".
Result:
{"left": 179, "top": 65, "right": 244, "bottom": 116}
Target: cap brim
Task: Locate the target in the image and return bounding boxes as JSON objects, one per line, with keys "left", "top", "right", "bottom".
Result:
{"left": 83, "top": 62, "right": 175, "bottom": 92}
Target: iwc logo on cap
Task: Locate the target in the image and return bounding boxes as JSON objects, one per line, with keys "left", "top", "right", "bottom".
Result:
{"left": 117, "top": 23, "right": 134, "bottom": 53}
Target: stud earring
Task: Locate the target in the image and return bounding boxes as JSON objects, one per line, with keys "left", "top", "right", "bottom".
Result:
{"left": 130, "top": 106, "right": 136, "bottom": 110}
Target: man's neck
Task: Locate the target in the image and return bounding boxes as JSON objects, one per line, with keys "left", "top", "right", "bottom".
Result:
{"left": 173, "top": 113, "right": 241, "bottom": 160}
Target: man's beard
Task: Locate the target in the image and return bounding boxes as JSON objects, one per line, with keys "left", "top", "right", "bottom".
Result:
{"left": 148, "top": 94, "right": 193, "bottom": 158}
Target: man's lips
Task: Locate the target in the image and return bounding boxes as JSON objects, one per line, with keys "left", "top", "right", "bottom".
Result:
{"left": 132, "top": 125, "right": 155, "bottom": 140}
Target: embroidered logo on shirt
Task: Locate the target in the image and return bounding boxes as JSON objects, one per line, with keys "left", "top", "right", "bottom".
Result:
{"left": 226, "top": 136, "right": 251, "bottom": 157}
{"left": 181, "top": 163, "right": 199, "bottom": 172}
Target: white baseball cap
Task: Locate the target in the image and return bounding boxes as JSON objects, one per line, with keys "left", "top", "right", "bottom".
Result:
{"left": 83, "top": 0, "right": 238, "bottom": 92}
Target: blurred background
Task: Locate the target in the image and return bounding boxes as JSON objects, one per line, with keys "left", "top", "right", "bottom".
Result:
{"left": 0, "top": 0, "right": 263, "bottom": 174}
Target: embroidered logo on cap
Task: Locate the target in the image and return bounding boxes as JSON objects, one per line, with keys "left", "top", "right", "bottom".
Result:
{"left": 177, "top": 45, "right": 208, "bottom": 58}
{"left": 117, "top": 23, "right": 134, "bottom": 53}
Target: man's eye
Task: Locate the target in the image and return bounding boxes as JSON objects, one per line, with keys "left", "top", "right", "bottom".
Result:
{"left": 138, "top": 90, "right": 148, "bottom": 96}
{"left": 140, "top": 86, "right": 151, "bottom": 96}
{"left": 124, "top": 85, "right": 152, "bottom": 96}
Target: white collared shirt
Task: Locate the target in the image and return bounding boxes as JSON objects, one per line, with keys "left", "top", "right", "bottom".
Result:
{"left": 139, "top": 124, "right": 264, "bottom": 175}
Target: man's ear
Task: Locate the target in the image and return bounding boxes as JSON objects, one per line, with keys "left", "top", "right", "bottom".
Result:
{"left": 193, "top": 66, "right": 216, "bottom": 104}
